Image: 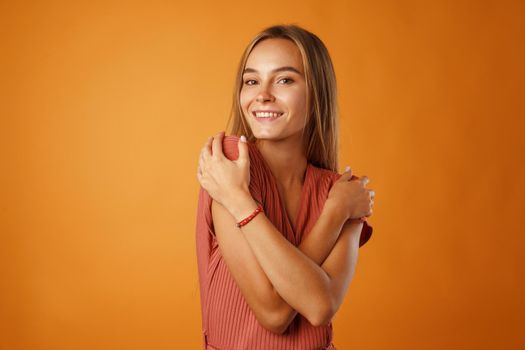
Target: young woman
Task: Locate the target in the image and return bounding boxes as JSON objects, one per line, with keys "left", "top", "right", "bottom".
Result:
{"left": 195, "top": 24, "right": 375, "bottom": 350}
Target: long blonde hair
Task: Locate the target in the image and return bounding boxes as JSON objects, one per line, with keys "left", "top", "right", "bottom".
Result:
{"left": 226, "top": 24, "right": 340, "bottom": 172}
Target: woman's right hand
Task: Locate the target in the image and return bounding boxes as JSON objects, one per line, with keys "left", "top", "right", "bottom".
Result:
{"left": 326, "top": 166, "right": 375, "bottom": 221}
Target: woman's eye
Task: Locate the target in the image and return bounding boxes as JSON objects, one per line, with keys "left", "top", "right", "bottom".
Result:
{"left": 278, "top": 78, "right": 294, "bottom": 84}
{"left": 243, "top": 78, "right": 293, "bottom": 86}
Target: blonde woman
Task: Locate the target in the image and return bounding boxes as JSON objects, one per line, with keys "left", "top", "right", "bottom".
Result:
{"left": 196, "top": 24, "right": 375, "bottom": 350}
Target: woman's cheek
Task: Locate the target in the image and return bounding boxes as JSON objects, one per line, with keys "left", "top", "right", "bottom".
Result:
{"left": 239, "top": 95, "right": 250, "bottom": 112}
{"left": 288, "top": 91, "right": 306, "bottom": 115}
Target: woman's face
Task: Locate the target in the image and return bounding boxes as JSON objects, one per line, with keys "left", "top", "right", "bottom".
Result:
{"left": 240, "top": 38, "right": 307, "bottom": 142}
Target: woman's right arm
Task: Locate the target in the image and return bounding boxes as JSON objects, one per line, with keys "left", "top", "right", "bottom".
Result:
{"left": 211, "top": 196, "right": 348, "bottom": 334}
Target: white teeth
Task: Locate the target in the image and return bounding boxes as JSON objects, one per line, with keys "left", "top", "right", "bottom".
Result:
{"left": 254, "top": 112, "right": 282, "bottom": 118}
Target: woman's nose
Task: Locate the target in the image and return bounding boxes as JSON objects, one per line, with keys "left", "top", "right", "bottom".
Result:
{"left": 256, "top": 86, "right": 275, "bottom": 102}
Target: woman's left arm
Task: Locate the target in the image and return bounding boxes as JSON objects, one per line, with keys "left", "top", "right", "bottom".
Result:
{"left": 228, "top": 192, "right": 361, "bottom": 327}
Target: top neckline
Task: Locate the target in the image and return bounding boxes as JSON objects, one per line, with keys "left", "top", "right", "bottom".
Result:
{"left": 252, "top": 146, "right": 312, "bottom": 240}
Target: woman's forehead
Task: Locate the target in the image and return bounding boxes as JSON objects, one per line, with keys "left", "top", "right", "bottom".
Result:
{"left": 245, "top": 38, "right": 304, "bottom": 73}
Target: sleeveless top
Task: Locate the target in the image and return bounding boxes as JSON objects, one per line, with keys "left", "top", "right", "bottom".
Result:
{"left": 195, "top": 135, "right": 373, "bottom": 350}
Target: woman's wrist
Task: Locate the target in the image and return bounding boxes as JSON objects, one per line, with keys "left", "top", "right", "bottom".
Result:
{"left": 323, "top": 198, "right": 350, "bottom": 225}
{"left": 225, "top": 190, "right": 260, "bottom": 222}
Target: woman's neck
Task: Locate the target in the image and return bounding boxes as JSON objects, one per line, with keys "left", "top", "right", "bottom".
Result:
{"left": 255, "top": 137, "right": 308, "bottom": 190}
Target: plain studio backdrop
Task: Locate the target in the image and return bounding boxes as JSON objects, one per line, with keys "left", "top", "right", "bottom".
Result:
{"left": 1, "top": 1, "right": 524, "bottom": 349}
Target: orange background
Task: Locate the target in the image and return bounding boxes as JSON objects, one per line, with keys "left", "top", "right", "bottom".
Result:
{"left": 1, "top": 1, "right": 524, "bottom": 349}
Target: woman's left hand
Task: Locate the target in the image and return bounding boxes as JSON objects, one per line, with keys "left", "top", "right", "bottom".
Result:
{"left": 196, "top": 131, "right": 251, "bottom": 210}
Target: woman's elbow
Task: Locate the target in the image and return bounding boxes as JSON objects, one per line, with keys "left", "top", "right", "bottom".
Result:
{"left": 255, "top": 309, "right": 290, "bottom": 335}
{"left": 262, "top": 303, "right": 333, "bottom": 331}
{"left": 307, "top": 298, "right": 335, "bottom": 327}
{"left": 266, "top": 322, "right": 289, "bottom": 335}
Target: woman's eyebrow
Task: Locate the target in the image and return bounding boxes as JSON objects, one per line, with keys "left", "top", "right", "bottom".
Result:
{"left": 243, "top": 66, "right": 303, "bottom": 75}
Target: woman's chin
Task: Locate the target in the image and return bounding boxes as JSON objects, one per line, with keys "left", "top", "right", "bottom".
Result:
{"left": 251, "top": 131, "right": 280, "bottom": 140}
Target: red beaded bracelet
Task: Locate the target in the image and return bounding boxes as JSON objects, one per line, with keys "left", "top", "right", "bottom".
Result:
{"left": 236, "top": 205, "right": 263, "bottom": 228}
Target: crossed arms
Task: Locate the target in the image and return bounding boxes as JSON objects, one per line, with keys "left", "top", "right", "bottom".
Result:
{"left": 212, "top": 192, "right": 363, "bottom": 334}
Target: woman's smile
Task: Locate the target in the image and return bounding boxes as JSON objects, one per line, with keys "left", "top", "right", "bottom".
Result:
{"left": 252, "top": 110, "right": 285, "bottom": 122}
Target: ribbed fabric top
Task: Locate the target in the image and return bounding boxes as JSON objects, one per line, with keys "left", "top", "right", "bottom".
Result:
{"left": 195, "top": 135, "right": 373, "bottom": 350}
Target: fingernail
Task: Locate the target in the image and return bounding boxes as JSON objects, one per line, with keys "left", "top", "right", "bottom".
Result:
{"left": 345, "top": 166, "right": 351, "bottom": 172}
{"left": 240, "top": 135, "right": 246, "bottom": 143}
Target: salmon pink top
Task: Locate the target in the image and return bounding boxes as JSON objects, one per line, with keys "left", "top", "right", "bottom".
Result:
{"left": 195, "top": 136, "right": 373, "bottom": 350}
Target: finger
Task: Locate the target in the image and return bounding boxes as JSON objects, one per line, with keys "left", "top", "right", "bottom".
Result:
{"left": 212, "top": 131, "right": 225, "bottom": 158}
{"left": 202, "top": 136, "right": 213, "bottom": 159}
{"left": 360, "top": 175, "right": 369, "bottom": 186}
{"left": 339, "top": 165, "right": 353, "bottom": 181}
{"left": 238, "top": 135, "right": 249, "bottom": 163}
{"left": 197, "top": 162, "right": 203, "bottom": 175}
{"left": 199, "top": 152, "right": 207, "bottom": 174}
